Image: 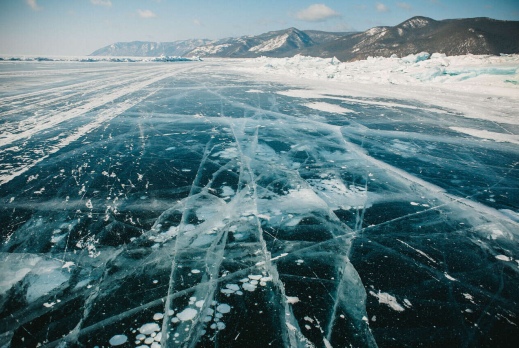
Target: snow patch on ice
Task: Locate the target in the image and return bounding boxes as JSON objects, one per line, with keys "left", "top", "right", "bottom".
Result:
{"left": 370, "top": 290, "right": 405, "bottom": 312}
{"left": 304, "top": 101, "right": 356, "bottom": 114}
{"left": 444, "top": 272, "right": 458, "bottom": 281}
{"left": 495, "top": 255, "right": 512, "bottom": 262}
{"left": 450, "top": 127, "right": 519, "bottom": 145}
{"left": 286, "top": 296, "right": 300, "bottom": 304}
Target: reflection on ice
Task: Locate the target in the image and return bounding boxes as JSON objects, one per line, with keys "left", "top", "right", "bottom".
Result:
{"left": 0, "top": 61, "right": 518, "bottom": 347}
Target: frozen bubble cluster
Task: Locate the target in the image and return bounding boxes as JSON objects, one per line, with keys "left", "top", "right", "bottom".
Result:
{"left": 1, "top": 57, "right": 518, "bottom": 347}
{"left": 165, "top": 295, "right": 234, "bottom": 345}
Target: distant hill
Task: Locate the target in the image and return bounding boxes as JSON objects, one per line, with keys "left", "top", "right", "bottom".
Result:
{"left": 90, "top": 17, "right": 519, "bottom": 61}
{"left": 90, "top": 39, "right": 212, "bottom": 57}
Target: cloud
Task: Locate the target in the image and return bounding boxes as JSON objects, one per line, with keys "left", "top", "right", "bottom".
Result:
{"left": 26, "top": 0, "right": 41, "bottom": 11}
{"left": 397, "top": 2, "right": 412, "bottom": 10}
{"left": 295, "top": 4, "right": 341, "bottom": 22}
{"left": 376, "top": 2, "right": 390, "bottom": 13}
{"left": 137, "top": 9, "right": 157, "bottom": 19}
{"left": 193, "top": 19, "right": 202, "bottom": 26}
{"left": 90, "top": 0, "right": 112, "bottom": 7}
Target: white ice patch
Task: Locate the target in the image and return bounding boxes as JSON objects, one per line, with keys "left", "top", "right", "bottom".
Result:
{"left": 304, "top": 102, "right": 355, "bottom": 114}
{"left": 109, "top": 334, "right": 128, "bottom": 346}
{"left": 495, "top": 255, "right": 512, "bottom": 262}
{"left": 267, "top": 188, "right": 328, "bottom": 215}
{"left": 271, "top": 253, "right": 288, "bottom": 261}
{"left": 397, "top": 239, "right": 437, "bottom": 264}
{"left": 61, "top": 261, "right": 75, "bottom": 271}
{"left": 307, "top": 178, "right": 368, "bottom": 210}
{"left": 226, "top": 284, "right": 240, "bottom": 291}
{"left": 153, "top": 313, "right": 164, "bottom": 320}
{"left": 220, "top": 186, "right": 235, "bottom": 197}
{"left": 242, "top": 283, "right": 257, "bottom": 292}
{"left": 463, "top": 293, "right": 474, "bottom": 301}
{"left": 450, "top": 127, "right": 519, "bottom": 145}
{"left": 370, "top": 290, "right": 405, "bottom": 312}
{"left": 27, "top": 174, "right": 38, "bottom": 183}
{"left": 212, "top": 147, "right": 238, "bottom": 159}
{"left": 444, "top": 273, "right": 458, "bottom": 281}
{"left": 490, "top": 229, "right": 505, "bottom": 240}
{"left": 24, "top": 259, "right": 70, "bottom": 302}
{"left": 139, "top": 322, "right": 160, "bottom": 335}
{"left": 216, "top": 303, "right": 231, "bottom": 314}
{"left": 391, "top": 140, "right": 421, "bottom": 157}
{"left": 499, "top": 209, "right": 519, "bottom": 222}
{"left": 0, "top": 253, "right": 41, "bottom": 295}
{"left": 286, "top": 296, "right": 300, "bottom": 304}
{"left": 323, "top": 337, "right": 333, "bottom": 348}
{"left": 176, "top": 307, "right": 198, "bottom": 321}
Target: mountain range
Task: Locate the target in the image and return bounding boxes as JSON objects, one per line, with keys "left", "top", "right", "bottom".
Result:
{"left": 90, "top": 16, "right": 519, "bottom": 61}
{"left": 90, "top": 39, "right": 212, "bottom": 57}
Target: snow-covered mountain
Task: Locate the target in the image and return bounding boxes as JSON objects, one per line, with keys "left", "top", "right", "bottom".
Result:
{"left": 90, "top": 39, "right": 212, "bottom": 57}
{"left": 90, "top": 17, "right": 518, "bottom": 60}
{"left": 90, "top": 29, "right": 348, "bottom": 58}
{"left": 186, "top": 28, "right": 343, "bottom": 58}
{"left": 304, "top": 16, "right": 519, "bottom": 61}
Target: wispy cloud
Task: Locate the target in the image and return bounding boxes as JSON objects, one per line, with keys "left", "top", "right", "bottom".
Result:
{"left": 376, "top": 2, "right": 390, "bottom": 13}
{"left": 295, "top": 4, "right": 341, "bottom": 22}
{"left": 137, "top": 9, "right": 157, "bottom": 19}
{"left": 397, "top": 2, "right": 412, "bottom": 10}
{"left": 193, "top": 19, "right": 202, "bottom": 26}
{"left": 90, "top": 0, "right": 112, "bottom": 7}
{"left": 26, "top": 0, "right": 41, "bottom": 11}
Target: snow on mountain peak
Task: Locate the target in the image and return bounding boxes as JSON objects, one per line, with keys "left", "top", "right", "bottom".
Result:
{"left": 249, "top": 34, "right": 289, "bottom": 53}
{"left": 365, "top": 27, "right": 387, "bottom": 36}
{"left": 401, "top": 17, "right": 433, "bottom": 29}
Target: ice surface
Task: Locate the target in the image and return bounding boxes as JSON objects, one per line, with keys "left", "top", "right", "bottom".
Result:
{"left": 0, "top": 58, "right": 518, "bottom": 347}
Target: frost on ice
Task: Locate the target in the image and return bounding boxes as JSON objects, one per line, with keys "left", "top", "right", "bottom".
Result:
{"left": 0, "top": 56, "right": 518, "bottom": 347}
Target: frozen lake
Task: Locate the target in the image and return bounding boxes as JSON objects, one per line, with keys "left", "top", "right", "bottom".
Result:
{"left": 1, "top": 60, "right": 518, "bottom": 347}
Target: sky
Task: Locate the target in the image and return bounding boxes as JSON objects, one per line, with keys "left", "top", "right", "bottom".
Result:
{"left": 0, "top": 0, "right": 518, "bottom": 56}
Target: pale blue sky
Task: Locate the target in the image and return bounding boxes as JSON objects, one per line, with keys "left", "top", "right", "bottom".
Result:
{"left": 1, "top": 0, "right": 518, "bottom": 56}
